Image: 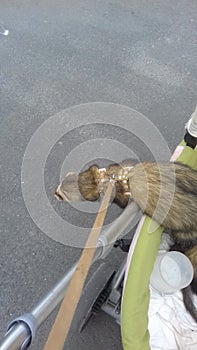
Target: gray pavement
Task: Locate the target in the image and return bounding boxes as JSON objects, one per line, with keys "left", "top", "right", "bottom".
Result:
{"left": 0, "top": 1, "right": 197, "bottom": 349}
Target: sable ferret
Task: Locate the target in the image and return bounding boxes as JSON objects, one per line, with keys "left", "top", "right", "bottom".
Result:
{"left": 55, "top": 161, "right": 197, "bottom": 322}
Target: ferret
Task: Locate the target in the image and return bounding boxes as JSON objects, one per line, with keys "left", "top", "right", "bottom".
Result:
{"left": 55, "top": 161, "right": 197, "bottom": 322}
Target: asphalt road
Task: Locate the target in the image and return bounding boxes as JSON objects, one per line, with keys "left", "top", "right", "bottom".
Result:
{"left": 0, "top": 1, "right": 197, "bottom": 349}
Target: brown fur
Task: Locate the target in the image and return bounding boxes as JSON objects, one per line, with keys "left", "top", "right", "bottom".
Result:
{"left": 55, "top": 160, "right": 197, "bottom": 322}
{"left": 78, "top": 165, "right": 101, "bottom": 202}
{"left": 128, "top": 162, "right": 197, "bottom": 246}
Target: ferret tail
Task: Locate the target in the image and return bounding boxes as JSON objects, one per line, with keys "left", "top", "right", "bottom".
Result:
{"left": 182, "top": 285, "right": 197, "bottom": 323}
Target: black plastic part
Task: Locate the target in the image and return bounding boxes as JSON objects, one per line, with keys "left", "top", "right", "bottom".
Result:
{"left": 91, "top": 271, "right": 116, "bottom": 315}
{"left": 114, "top": 239, "right": 132, "bottom": 252}
{"left": 184, "top": 131, "right": 197, "bottom": 149}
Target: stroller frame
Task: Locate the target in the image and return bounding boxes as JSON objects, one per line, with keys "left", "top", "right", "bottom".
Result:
{"left": 0, "top": 203, "right": 141, "bottom": 350}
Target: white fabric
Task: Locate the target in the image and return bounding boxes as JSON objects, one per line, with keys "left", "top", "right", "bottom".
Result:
{"left": 148, "top": 288, "right": 197, "bottom": 350}
{"left": 170, "top": 145, "right": 185, "bottom": 162}
{"left": 185, "top": 105, "right": 197, "bottom": 137}
{"left": 148, "top": 234, "right": 197, "bottom": 349}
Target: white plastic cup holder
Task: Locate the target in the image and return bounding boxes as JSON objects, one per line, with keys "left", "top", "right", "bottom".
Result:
{"left": 150, "top": 251, "right": 194, "bottom": 294}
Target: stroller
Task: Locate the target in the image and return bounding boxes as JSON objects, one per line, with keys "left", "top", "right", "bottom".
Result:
{"left": 0, "top": 106, "right": 197, "bottom": 350}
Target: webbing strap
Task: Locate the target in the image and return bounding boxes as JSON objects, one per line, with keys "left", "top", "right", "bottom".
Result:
{"left": 43, "top": 180, "right": 114, "bottom": 350}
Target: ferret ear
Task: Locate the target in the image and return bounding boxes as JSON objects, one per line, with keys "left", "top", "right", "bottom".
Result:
{"left": 88, "top": 165, "right": 100, "bottom": 173}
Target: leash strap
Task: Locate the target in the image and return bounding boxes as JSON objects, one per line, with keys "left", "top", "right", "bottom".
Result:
{"left": 43, "top": 180, "right": 114, "bottom": 350}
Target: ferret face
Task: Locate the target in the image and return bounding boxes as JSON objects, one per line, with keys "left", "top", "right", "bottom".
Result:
{"left": 55, "top": 172, "right": 85, "bottom": 202}
{"left": 55, "top": 164, "right": 131, "bottom": 208}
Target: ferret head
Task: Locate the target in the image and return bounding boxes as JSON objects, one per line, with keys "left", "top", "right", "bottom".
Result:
{"left": 55, "top": 165, "right": 101, "bottom": 202}
{"left": 55, "top": 163, "right": 131, "bottom": 209}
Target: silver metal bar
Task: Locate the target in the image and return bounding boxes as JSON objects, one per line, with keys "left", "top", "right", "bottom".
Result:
{"left": 97, "top": 202, "right": 141, "bottom": 258}
{"left": 32, "top": 263, "right": 77, "bottom": 327}
{"left": 0, "top": 202, "right": 140, "bottom": 350}
{"left": 0, "top": 325, "right": 29, "bottom": 350}
{"left": 112, "top": 258, "right": 126, "bottom": 291}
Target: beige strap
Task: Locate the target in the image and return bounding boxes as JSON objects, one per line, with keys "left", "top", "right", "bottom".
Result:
{"left": 43, "top": 180, "right": 114, "bottom": 350}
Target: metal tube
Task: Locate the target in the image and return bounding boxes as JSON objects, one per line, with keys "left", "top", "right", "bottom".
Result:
{"left": 0, "top": 202, "right": 140, "bottom": 350}
{"left": 32, "top": 263, "right": 77, "bottom": 326}
{"left": 97, "top": 202, "right": 141, "bottom": 258}
{"left": 113, "top": 258, "right": 126, "bottom": 290}
{"left": 0, "top": 325, "right": 29, "bottom": 350}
